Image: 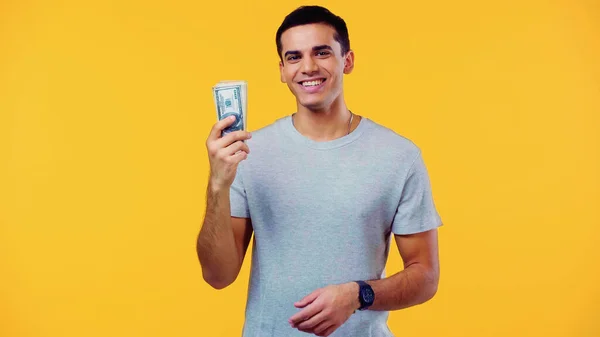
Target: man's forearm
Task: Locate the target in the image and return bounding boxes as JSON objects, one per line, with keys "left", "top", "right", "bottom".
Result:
{"left": 196, "top": 183, "right": 240, "bottom": 288}
{"left": 365, "top": 262, "right": 439, "bottom": 311}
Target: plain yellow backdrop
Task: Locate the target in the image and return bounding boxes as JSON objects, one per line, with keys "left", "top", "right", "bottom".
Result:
{"left": 1, "top": 0, "right": 599, "bottom": 336}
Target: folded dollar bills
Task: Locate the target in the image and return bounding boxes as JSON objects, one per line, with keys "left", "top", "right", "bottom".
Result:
{"left": 212, "top": 80, "right": 247, "bottom": 137}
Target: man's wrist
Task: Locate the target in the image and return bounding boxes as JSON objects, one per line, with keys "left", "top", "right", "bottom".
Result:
{"left": 345, "top": 282, "right": 361, "bottom": 312}
{"left": 354, "top": 280, "right": 375, "bottom": 311}
{"left": 208, "top": 178, "right": 229, "bottom": 195}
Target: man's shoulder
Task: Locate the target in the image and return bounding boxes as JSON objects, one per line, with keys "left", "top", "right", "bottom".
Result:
{"left": 237, "top": 115, "right": 288, "bottom": 167}
{"left": 362, "top": 117, "right": 422, "bottom": 156}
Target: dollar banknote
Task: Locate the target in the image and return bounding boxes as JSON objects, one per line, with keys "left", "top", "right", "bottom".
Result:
{"left": 212, "top": 80, "right": 247, "bottom": 137}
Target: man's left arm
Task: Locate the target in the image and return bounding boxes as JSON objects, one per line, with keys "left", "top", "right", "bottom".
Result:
{"left": 362, "top": 228, "right": 440, "bottom": 311}
{"left": 365, "top": 151, "right": 442, "bottom": 310}
{"left": 289, "top": 151, "right": 442, "bottom": 336}
{"left": 288, "top": 228, "right": 440, "bottom": 336}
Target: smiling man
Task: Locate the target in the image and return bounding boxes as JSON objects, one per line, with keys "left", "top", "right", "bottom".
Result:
{"left": 197, "top": 5, "right": 443, "bottom": 337}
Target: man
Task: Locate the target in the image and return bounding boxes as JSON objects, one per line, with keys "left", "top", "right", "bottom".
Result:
{"left": 197, "top": 5, "right": 443, "bottom": 337}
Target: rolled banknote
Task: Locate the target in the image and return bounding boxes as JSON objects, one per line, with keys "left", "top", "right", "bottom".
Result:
{"left": 212, "top": 80, "right": 247, "bottom": 137}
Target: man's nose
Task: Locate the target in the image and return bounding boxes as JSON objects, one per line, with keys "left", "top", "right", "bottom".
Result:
{"left": 301, "top": 56, "right": 318, "bottom": 74}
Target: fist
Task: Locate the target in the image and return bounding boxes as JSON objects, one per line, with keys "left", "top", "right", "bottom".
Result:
{"left": 206, "top": 115, "right": 252, "bottom": 190}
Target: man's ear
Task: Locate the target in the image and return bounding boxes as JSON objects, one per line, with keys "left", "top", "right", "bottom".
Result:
{"left": 279, "top": 61, "right": 285, "bottom": 83}
{"left": 343, "top": 50, "right": 355, "bottom": 74}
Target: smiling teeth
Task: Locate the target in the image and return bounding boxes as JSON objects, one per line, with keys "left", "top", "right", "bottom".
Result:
{"left": 302, "top": 80, "right": 323, "bottom": 87}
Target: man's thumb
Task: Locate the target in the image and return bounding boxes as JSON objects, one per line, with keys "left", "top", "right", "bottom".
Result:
{"left": 294, "top": 289, "right": 322, "bottom": 308}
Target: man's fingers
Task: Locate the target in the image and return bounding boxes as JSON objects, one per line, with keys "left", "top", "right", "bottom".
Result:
{"left": 294, "top": 288, "right": 322, "bottom": 309}
{"left": 213, "top": 130, "right": 252, "bottom": 150}
{"left": 207, "top": 130, "right": 251, "bottom": 160}
{"left": 294, "top": 311, "right": 326, "bottom": 331}
{"left": 313, "top": 321, "right": 334, "bottom": 337}
{"left": 207, "top": 115, "right": 237, "bottom": 142}
{"left": 321, "top": 324, "right": 338, "bottom": 337}
{"left": 221, "top": 141, "right": 250, "bottom": 158}
{"left": 289, "top": 301, "right": 322, "bottom": 326}
{"left": 229, "top": 149, "right": 248, "bottom": 164}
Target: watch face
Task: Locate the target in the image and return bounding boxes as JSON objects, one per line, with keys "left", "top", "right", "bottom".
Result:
{"left": 362, "top": 288, "right": 374, "bottom": 304}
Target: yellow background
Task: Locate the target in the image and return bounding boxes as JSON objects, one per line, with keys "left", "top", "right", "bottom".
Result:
{"left": 1, "top": 0, "right": 599, "bottom": 336}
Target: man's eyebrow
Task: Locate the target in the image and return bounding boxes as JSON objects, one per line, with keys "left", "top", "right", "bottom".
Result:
{"left": 284, "top": 50, "right": 301, "bottom": 57}
{"left": 312, "top": 45, "right": 333, "bottom": 51}
{"left": 283, "top": 45, "right": 334, "bottom": 58}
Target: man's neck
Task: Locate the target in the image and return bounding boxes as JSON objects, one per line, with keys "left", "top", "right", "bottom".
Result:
{"left": 293, "top": 100, "right": 355, "bottom": 142}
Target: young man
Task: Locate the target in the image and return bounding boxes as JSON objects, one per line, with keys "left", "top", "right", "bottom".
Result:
{"left": 197, "top": 5, "right": 443, "bottom": 337}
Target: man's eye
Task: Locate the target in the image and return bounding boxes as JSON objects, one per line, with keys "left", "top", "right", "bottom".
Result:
{"left": 317, "top": 51, "right": 330, "bottom": 56}
{"left": 287, "top": 55, "right": 300, "bottom": 61}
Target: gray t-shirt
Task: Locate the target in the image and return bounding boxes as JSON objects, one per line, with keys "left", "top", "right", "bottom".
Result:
{"left": 229, "top": 115, "right": 442, "bottom": 337}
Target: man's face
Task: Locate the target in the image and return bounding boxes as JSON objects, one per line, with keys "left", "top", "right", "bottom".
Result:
{"left": 279, "top": 23, "right": 354, "bottom": 111}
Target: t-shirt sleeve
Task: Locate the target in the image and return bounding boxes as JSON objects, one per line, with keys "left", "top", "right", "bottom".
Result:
{"left": 391, "top": 151, "right": 443, "bottom": 235}
{"left": 229, "top": 164, "right": 250, "bottom": 218}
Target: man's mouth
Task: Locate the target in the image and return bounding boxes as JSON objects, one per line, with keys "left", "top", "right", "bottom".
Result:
{"left": 299, "top": 78, "right": 326, "bottom": 87}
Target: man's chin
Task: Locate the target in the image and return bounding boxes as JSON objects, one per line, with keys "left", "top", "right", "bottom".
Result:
{"left": 297, "top": 98, "right": 327, "bottom": 111}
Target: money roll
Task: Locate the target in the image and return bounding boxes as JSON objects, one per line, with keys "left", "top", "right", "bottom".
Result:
{"left": 212, "top": 80, "right": 247, "bottom": 137}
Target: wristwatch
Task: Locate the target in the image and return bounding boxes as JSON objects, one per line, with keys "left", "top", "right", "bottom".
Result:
{"left": 355, "top": 281, "right": 375, "bottom": 311}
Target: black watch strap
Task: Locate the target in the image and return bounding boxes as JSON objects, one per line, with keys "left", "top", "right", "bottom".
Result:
{"left": 355, "top": 280, "right": 375, "bottom": 311}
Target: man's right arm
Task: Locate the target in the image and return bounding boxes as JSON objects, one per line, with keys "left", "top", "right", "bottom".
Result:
{"left": 197, "top": 183, "right": 253, "bottom": 289}
{"left": 196, "top": 115, "right": 253, "bottom": 290}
